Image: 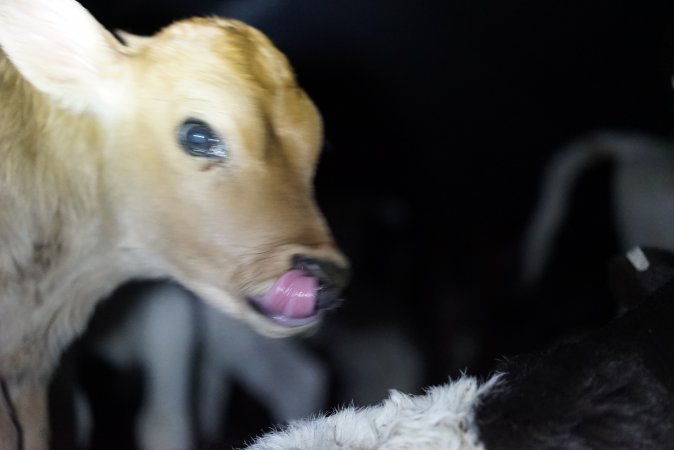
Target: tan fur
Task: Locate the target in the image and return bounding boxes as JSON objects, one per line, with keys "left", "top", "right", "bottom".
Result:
{"left": 0, "top": 2, "right": 346, "bottom": 449}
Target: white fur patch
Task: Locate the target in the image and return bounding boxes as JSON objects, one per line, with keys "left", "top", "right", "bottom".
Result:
{"left": 246, "top": 375, "right": 502, "bottom": 450}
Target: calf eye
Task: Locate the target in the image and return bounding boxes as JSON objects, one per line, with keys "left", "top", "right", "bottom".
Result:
{"left": 178, "top": 119, "right": 227, "bottom": 159}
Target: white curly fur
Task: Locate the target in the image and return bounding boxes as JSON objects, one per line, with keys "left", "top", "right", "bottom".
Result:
{"left": 246, "top": 375, "right": 502, "bottom": 450}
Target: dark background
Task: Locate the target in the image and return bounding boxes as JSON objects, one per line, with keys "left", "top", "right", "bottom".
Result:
{"left": 53, "top": 1, "right": 674, "bottom": 448}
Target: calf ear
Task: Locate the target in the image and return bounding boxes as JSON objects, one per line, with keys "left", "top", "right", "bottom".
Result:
{"left": 0, "top": 0, "right": 126, "bottom": 112}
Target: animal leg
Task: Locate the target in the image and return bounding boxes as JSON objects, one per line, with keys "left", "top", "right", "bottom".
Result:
{"left": 0, "top": 379, "right": 48, "bottom": 450}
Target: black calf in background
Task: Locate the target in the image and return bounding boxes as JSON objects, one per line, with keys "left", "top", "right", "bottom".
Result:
{"left": 477, "top": 247, "right": 674, "bottom": 450}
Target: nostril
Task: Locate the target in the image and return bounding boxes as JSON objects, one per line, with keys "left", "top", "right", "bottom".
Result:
{"left": 292, "top": 255, "right": 350, "bottom": 287}
{"left": 292, "top": 255, "right": 324, "bottom": 277}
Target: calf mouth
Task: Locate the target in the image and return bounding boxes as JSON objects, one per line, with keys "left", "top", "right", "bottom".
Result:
{"left": 246, "top": 256, "right": 349, "bottom": 328}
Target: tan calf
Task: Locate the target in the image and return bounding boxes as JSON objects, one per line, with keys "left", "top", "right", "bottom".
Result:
{"left": 0, "top": 0, "right": 349, "bottom": 448}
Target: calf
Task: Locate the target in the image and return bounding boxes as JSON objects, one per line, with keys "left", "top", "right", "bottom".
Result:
{"left": 0, "top": 1, "right": 348, "bottom": 448}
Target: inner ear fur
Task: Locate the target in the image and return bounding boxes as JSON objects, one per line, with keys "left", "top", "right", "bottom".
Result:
{"left": 0, "top": 0, "right": 128, "bottom": 112}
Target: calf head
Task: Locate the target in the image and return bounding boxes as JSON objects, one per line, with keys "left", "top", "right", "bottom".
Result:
{"left": 0, "top": 0, "right": 349, "bottom": 337}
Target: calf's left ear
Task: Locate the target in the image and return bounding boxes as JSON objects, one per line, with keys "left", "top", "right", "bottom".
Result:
{"left": 0, "top": 0, "right": 127, "bottom": 112}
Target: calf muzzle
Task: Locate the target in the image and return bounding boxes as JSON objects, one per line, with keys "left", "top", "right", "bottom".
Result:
{"left": 292, "top": 254, "right": 351, "bottom": 311}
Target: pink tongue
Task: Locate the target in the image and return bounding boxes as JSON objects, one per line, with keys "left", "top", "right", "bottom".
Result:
{"left": 260, "top": 270, "right": 318, "bottom": 319}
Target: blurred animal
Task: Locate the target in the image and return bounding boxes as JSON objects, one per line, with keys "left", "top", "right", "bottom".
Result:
{"left": 64, "top": 284, "right": 423, "bottom": 450}
{"left": 247, "top": 247, "right": 674, "bottom": 449}
{"left": 0, "top": 0, "right": 349, "bottom": 448}
{"left": 522, "top": 131, "right": 674, "bottom": 283}
{"left": 73, "top": 282, "right": 328, "bottom": 450}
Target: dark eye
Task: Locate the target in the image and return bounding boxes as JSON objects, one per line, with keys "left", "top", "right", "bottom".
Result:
{"left": 178, "top": 119, "right": 227, "bottom": 159}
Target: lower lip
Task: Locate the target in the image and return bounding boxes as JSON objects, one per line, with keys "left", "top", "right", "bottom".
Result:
{"left": 268, "top": 313, "right": 321, "bottom": 327}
